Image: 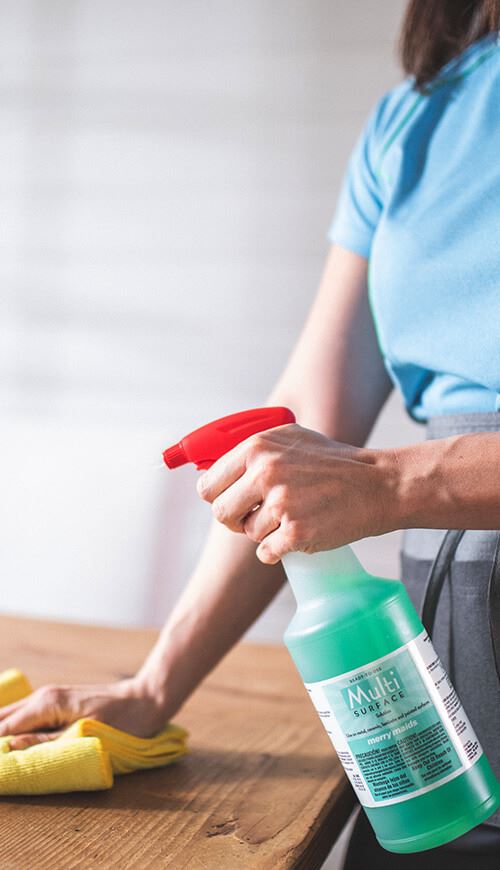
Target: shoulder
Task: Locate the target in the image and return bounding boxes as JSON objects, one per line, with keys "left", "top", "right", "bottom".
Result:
{"left": 363, "top": 78, "right": 421, "bottom": 162}
{"left": 328, "top": 79, "right": 421, "bottom": 256}
{"left": 366, "top": 34, "right": 500, "bottom": 159}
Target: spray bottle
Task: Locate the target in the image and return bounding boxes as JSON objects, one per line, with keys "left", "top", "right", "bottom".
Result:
{"left": 163, "top": 407, "right": 500, "bottom": 853}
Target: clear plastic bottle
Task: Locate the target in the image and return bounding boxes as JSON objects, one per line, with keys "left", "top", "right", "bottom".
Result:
{"left": 282, "top": 547, "right": 500, "bottom": 853}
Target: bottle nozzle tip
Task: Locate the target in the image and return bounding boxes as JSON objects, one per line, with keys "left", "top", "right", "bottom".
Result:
{"left": 163, "top": 443, "right": 187, "bottom": 468}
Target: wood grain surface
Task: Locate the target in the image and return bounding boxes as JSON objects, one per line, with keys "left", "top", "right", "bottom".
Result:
{"left": 0, "top": 615, "right": 354, "bottom": 869}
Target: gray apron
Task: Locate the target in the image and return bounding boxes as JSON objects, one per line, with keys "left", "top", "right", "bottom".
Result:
{"left": 401, "top": 412, "right": 500, "bottom": 828}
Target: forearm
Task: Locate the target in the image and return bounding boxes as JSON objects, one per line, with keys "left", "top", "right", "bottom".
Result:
{"left": 134, "top": 246, "right": 390, "bottom": 717}
{"left": 270, "top": 247, "right": 392, "bottom": 447}
{"left": 394, "top": 432, "right": 500, "bottom": 531}
{"left": 135, "top": 521, "right": 285, "bottom": 719}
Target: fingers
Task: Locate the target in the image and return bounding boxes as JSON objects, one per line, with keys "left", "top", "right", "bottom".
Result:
{"left": 210, "top": 474, "right": 263, "bottom": 532}
{"left": 0, "top": 707, "right": 47, "bottom": 738}
{"left": 0, "top": 686, "right": 62, "bottom": 738}
{"left": 8, "top": 729, "right": 64, "bottom": 751}
{"left": 256, "top": 528, "right": 287, "bottom": 564}
{"left": 0, "top": 686, "right": 69, "bottom": 749}
{"left": 0, "top": 700, "right": 23, "bottom": 721}
{"left": 243, "top": 503, "right": 280, "bottom": 543}
{"left": 197, "top": 436, "right": 258, "bottom": 502}
{"left": 256, "top": 519, "right": 306, "bottom": 565}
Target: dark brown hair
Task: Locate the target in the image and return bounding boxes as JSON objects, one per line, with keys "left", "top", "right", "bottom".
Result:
{"left": 400, "top": 0, "right": 500, "bottom": 89}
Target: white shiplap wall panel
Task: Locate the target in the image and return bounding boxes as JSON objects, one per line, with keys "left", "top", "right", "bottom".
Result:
{"left": 0, "top": 1, "right": 418, "bottom": 635}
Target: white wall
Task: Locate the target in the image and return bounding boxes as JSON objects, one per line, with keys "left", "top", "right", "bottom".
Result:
{"left": 0, "top": 0, "right": 418, "bottom": 636}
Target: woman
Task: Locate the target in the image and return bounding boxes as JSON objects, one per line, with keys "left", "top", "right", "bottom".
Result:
{"left": 1, "top": 0, "right": 499, "bottom": 864}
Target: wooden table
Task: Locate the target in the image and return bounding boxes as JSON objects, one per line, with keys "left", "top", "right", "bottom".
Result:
{"left": 0, "top": 615, "right": 354, "bottom": 869}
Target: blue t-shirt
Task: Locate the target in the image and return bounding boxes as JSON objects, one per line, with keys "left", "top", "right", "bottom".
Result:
{"left": 329, "top": 32, "right": 500, "bottom": 421}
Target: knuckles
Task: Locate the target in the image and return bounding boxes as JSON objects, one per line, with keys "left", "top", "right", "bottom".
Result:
{"left": 257, "top": 518, "right": 308, "bottom": 565}
{"left": 36, "top": 684, "right": 63, "bottom": 710}
{"left": 266, "top": 483, "right": 291, "bottom": 515}
{"left": 283, "top": 518, "right": 307, "bottom": 550}
{"left": 211, "top": 498, "right": 227, "bottom": 523}
{"left": 196, "top": 475, "right": 212, "bottom": 501}
{"left": 247, "top": 432, "right": 267, "bottom": 457}
{"left": 258, "top": 453, "right": 282, "bottom": 486}
{"left": 211, "top": 498, "right": 243, "bottom": 532}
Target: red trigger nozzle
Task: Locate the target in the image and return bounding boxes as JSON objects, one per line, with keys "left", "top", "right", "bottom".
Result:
{"left": 162, "top": 406, "right": 296, "bottom": 471}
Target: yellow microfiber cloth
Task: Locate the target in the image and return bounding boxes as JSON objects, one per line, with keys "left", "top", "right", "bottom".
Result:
{"left": 0, "top": 669, "right": 33, "bottom": 706}
{"left": 0, "top": 669, "right": 188, "bottom": 795}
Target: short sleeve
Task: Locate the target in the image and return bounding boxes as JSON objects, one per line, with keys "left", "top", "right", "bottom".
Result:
{"left": 328, "top": 95, "right": 389, "bottom": 258}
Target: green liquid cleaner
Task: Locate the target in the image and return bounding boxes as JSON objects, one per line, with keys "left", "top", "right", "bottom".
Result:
{"left": 282, "top": 546, "right": 500, "bottom": 853}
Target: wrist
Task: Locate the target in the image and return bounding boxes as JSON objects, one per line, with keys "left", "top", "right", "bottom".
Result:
{"left": 128, "top": 666, "right": 177, "bottom": 723}
{"left": 385, "top": 440, "right": 446, "bottom": 530}
{"left": 132, "top": 624, "right": 198, "bottom": 723}
{"left": 360, "top": 445, "right": 411, "bottom": 535}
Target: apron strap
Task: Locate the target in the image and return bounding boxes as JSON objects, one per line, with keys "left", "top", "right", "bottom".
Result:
{"left": 420, "top": 530, "right": 465, "bottom": 637}
{"left": 487, "top": 531, "right": 500, "bottom": 685}
{"left": 421, "top": 529, "right": 500, "bottom": 687}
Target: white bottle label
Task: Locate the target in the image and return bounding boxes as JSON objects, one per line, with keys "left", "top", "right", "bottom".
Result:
{"left": 305, "top": 631, "right": 482, "bottom": 807}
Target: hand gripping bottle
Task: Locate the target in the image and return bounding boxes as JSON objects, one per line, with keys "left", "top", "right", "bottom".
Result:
{"left": 163, "top": 407, "right": 500, "bottom": 853}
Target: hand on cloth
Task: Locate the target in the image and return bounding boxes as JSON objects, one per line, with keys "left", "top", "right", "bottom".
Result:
{"left": 0, "top": 670, "right": 169, "bottom": 750}
{"left": 197, "top": 423, "right": 400, "bottom": 564}
{"left": 0, "top": 670, "right": 187, "bottom": 794}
